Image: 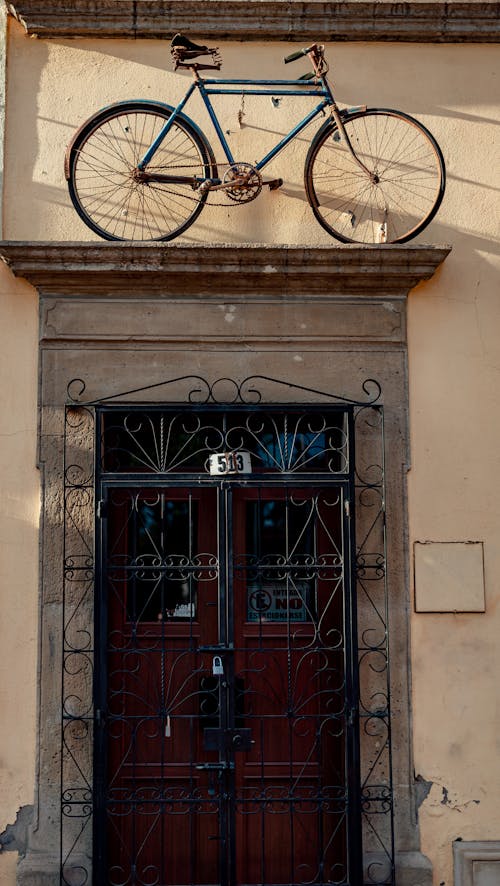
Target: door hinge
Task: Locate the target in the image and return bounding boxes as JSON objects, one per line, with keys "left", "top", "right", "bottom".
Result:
{"left": 97, "top": 499, "right": 107, "bottom": 519}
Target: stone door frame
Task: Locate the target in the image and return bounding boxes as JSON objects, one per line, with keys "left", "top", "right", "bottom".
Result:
{"left": 0, "top": 241, "right": 450, "bottom": 886}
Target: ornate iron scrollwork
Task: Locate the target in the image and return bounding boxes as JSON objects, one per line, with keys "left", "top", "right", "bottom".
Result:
{"left": 61, "top": 374, "right": 393, "bottom": 886}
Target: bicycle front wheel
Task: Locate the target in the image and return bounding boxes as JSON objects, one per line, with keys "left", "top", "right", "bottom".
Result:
{"left": 305, "top": 108, "right": 445, "bottom": 244}
{"left": 66, "top": 101, "right": 216, "bottom": 241}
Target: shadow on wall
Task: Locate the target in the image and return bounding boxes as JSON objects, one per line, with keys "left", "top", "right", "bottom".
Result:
{"left": 3, "top": 30, "right": 500, "bottom": 257}
{"left": 50, "top": 37, "right": 500, "bottom": 120}
{"left": 15, "top": 177, "right": 500, "bottom": 259}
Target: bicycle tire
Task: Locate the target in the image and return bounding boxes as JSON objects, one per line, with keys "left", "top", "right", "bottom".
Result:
{"left": 305, "top": 108, "right": 445, "bottom": 245}
{"left": 65, "top": 100, "right": 217, "bottom": 242}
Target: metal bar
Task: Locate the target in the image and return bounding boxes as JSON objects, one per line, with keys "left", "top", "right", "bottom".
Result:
{"left": 138, "top": 173, "right": 201, "bottom": 184}
{"left": 96, "top": 401, "right": 363, "bottom": 413}
{"left": 344, "top": 407, "right": 364, "bottom": 883}
{"left": 381, "top": 406, "right": 396, "bottom": 886}
{"left": 219, "top": 483, "right": 231, "bottom": 886}
{"left": 138, "top": 81, "right": 197, "bottom": 169}
{"left": 95, "top": 476, "right": 352, "bottom": 489}
{"left": 202, "top": 78, "right": 328, "bottom": 88}
{"left": 255, "top": 99, "right": 329, "bottom": 170}
{"left": 225, "top": 484, "right": 237, "bottom": 886}
{"left": 60, "top": 415, "right": 67, "bottom": 886}
{"left": 92, "top": 411, "right": 108, "bottom": 886}
{"left": 204, "top": 87, "right": 327, "bottom": 97}
{"left": 198, "top": 84, "right": 235, "bottom": 164}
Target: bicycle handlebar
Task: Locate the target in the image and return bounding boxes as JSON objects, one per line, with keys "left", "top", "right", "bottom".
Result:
{"left": 283, "top": 45, "right": 316, "bottom": 64}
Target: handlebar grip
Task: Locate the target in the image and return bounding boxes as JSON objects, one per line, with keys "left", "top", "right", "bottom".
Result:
{"left": 283, "top": 48, "right": 308, "bottom": 64}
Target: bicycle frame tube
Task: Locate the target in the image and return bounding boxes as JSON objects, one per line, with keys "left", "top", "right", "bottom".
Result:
{"left": 137, "top": 74, "right": 333, "bottom": 172}
{"left": 199, "top": 81, "right": 331, "bottom": 169}
{"left": 137, "top": 82, "right": 198, "bottom": 169}
{"left": 254, "top": 101, "right": 330, "bottom": 170}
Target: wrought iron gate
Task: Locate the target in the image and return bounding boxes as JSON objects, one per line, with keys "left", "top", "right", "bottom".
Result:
{"left": 61, "top": 376, "right": 394, "bottom": 886}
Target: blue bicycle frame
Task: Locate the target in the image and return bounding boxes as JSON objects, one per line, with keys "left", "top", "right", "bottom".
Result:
{"left": 138, "top": 73, "right": 337, "bottom": 176}
{"left": 66, "top": 39, "right": 445, "bottom": 246}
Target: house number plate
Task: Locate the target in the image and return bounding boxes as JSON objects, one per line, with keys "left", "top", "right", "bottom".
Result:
{"left": 209, "top": 451, "right": 252, "bottom": 475}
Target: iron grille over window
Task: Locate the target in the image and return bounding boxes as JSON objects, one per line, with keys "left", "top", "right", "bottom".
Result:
{"left": 99, "top": 407, "right": 350, "bottom": 476}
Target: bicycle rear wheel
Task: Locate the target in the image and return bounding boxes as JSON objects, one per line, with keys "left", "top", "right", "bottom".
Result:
{"left": 66, "top": 101, "right": 216, "bottom": 241}
{"left": 305, "top": 108, "right": 445, "bottom": 244}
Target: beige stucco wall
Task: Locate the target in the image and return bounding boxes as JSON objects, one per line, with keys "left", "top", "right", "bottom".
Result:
{"left": 0, "top": 17, "right": 499, "bottom": 886}
{"left": 0, "top": 261, "right": 39, "bottom": 886}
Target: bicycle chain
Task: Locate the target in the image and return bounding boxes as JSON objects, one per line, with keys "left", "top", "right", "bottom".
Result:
{"left": 145, "top": 163, "right": 264, "bottom": 207}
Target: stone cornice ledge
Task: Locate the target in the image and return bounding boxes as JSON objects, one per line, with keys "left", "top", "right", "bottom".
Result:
{"left": 0, "top": 242, "right": 451, "bottom": 297}
{"left": 6, "top": 1, "right": 500, "bottom": 43}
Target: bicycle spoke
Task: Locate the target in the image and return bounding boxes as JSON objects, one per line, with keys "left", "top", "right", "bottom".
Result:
{"left": 68, "top": 104, "right": 212, "bottom": 241}
{"left": 306, "top": 109, "right": 444, "bottom": 243}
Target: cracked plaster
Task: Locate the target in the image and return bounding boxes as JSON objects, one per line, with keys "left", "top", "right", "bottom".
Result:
{"left": 0, "top": 806, "right": 33, "bottom": 857}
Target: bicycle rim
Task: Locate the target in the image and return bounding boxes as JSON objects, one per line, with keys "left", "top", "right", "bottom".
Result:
{"left": 68, "top": 103, "right": 214, "bottom": 241}
{"left": 305, "top": 109, "right": 445, "bottom": 244}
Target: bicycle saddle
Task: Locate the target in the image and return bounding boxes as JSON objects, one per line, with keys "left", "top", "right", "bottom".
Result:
{"left": 171, "top": 34, "right": 222, "bottom": 69}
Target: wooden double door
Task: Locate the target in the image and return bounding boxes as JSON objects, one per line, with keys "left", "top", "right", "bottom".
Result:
{"left": 97, "top": 481, "right": 360, "bottom": 886}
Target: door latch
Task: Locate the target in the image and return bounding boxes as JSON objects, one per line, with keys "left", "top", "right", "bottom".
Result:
{"left": 195, "top": 761, "right": 234, "bottom": 771}
{"left": 203, "top": 727, "right": 254, "bottom": 752}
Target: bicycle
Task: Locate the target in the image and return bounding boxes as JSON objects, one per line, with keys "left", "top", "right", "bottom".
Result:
{"left": 65, "top": 35, "right": 445, "bottom": 245}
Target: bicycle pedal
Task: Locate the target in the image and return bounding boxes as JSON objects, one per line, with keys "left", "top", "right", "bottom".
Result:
{"left": 265, "top": 178, "right": 283, "bottom": 191}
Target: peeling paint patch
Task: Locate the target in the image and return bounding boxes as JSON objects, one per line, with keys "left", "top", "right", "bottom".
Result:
{"left": 439, "top": 785, "right": 480, "bottom": 812}
{"left": 263, "top": 265, "right": 278, "bottom": 274}
{"left": 415, "top": 773, "right": 433, "bottom": 808}
{"left": 0, "top": 805, "right": 33, "bottom": 856}
{"left": 420, "top": 780, "right": 481, "bottom": 814}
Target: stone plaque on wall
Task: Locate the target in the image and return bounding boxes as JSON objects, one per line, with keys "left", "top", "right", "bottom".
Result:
{"left": 414, "top": 541, "right": 485, "bottom": 613}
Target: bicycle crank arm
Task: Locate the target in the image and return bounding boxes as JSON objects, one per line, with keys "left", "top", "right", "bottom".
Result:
{"left": 199, "top": 177, "right": 247, "bottom": 193}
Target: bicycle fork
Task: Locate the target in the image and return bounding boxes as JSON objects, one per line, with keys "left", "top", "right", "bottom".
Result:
{"left": 330, "top": 100, "right": 390, "bottom": 241}
{"left": 329, "top": 103, "right": 378, "bottom": 183}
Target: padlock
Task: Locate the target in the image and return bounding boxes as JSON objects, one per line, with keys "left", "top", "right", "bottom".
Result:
{"left": 212, "top": 655, "right": 224, "bottom": 676}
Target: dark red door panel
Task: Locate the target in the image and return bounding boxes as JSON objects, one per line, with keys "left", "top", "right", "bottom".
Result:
{"left": 103, "top": 483, "right": 348, "bottom": 886}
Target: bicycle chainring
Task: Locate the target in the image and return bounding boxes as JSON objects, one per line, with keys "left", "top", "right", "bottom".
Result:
{"left": 223, "top": 163, "right": 262, "bottom": 203}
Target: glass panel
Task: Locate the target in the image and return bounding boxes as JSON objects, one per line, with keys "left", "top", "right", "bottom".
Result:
{"left": 131, "top": 496, "right": 198, "bottom": 621}
{"left": 245, "top": 498, "right": 315, "bottom": 622}
{"left": 108, "top": 490, "right": 199, "bottom": 622}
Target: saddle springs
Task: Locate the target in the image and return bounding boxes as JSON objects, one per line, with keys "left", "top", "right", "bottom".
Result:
{"left": 170, "top": 34, "right": 222, "bottom": 71}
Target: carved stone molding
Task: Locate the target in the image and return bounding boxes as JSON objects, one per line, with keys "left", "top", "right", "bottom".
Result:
{"left": 454, "top": 842, "right": 500, "bottom": 886}
{"left": 6, "top": 0, "right": 500, "bottom": 43}
{"left": 0, "top": 241, "right": 451, "bottom": 298}
{"left": 1, "top": 237, "right": 448, "bottom": 885}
